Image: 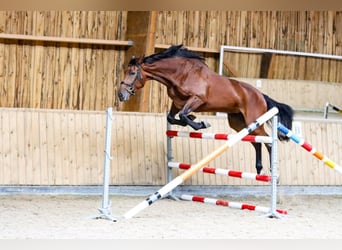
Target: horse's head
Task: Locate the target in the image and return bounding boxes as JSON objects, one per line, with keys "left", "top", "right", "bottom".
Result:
{"left": 118, "top": 56, "right": 145, "bottom": 102}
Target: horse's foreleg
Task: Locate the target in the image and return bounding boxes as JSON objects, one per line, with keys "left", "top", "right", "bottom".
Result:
{"left": 167, "top": 103, "right": 187, "bottom": 126}
{"left": 252, "top": 142, "right": 263, "bottom": 174}
{"left": 167, "top": 102, "right": 196, "bottom": 126}
{"left": 179, "top": 96, "right": 210, "bottom": 130}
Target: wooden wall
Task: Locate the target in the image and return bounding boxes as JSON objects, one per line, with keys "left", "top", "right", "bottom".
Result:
{"left": 155, "top": 11, "right": 342, "bottom": 76}
{"left": 149, "top": 11, "right": 342, "bottom": 113}
{"left": 0, "top": 11, "right": 341, "bottom": 113}
{"left": 1, "top": 108, "right": 341, "bottom": 186}
{"left": 0, "top": 11, "right": 128, "bottom": 111}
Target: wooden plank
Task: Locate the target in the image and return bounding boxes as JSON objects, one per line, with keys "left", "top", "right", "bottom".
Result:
{"left": 31, "top": 110, "right": 41, "bottom": 184}
{"left": 59, "top": 112, "right": 70, "bottom": 184}
{"left": 0, "top": 111, "right": 4, "bottom": 183}
{"left": 155, "top": 115, "right": 167, "bottom": 185}
{"left": 149, "top": 115, "right": 162, "bottom": 184}
{"left": 53, "top": 111, "right": 63, "bottom": 184}
{"left": 14, "top": 110, "right": 25, "bottom": 184}
{"left": 39, "top": 111, "right": 49, "bottom": 184}
{"left": 0, "top": 33, "right": 132, "bottom": 46}
{"left": 60, "top": 12, "right": 73, "bottom": 109}
{"left": 66, "top": 112, "right": 77, "bottom": 184}
{"left": 129, "top": 114, "right": 141, "bottom": 184}
{"left": 45, "top": 111, "right": 56, "bottom": 184}
{"left": 23, "top": 110, "right": 33, "bottom": 184}
{"left": 142, "top": 115, "right": 153, "bottom": 184}
{"left": 94, "top": 112, "right": 105, "bottom": 184}
{"left": 1, "top": 111, "right": 11, "bottom": 184}
{"left": 81, "top": 112, "right": 91, "bottom": 184}
{"left": 140, "top": 11, "right": 158, "bottom": 112}
{"left": 74, "top": 110, "right": 84, "bottom": 184}
{"left": 88, "top": 112, "right": 98, "bottom": 184}
{"left": 125, "top": 113, "right": 135, "bottom": 184}
{"left": 110, "top": 111, "right": 119, "bottom": 184}
{"left": 259, "top": 53, "right": 273, "bottom": 78}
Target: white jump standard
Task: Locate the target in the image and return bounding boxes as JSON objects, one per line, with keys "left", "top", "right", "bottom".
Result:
{"left": 90, "top": 107, "right": 116, "bottom": 221}
{"left": 122, "top": 107, "right": 279, "bottom": 219}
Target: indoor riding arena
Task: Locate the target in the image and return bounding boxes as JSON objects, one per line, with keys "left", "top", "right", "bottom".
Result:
{"left": 1, "top": 11, "right": 342, "bottom": 239}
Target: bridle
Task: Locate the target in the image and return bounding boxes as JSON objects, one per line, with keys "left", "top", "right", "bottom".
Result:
{"left": 120, "top": 64, "right": 143, "bottom": 96}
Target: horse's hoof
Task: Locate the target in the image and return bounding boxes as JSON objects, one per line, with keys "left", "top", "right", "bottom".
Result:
{"left": 258, "top": 169, "right": 265, "bottom": 175}
{"left": 201, "top": 121, "right": 211, "bottom": 129}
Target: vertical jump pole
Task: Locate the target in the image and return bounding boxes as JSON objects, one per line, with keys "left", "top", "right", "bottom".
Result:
{"left": 91, "top": 107, "right": 116, "bottom": 221}
{"left": 166, "top": 118, "right": 179, "bottom": 200}
{"left": 266, "top": 114, "right": 282, "bottom": 218}
{"left": 122, "top": 107, "right": 279, "bottom": 219}
{"left": 323, "top": 102, "right": 329, "bottom": 119}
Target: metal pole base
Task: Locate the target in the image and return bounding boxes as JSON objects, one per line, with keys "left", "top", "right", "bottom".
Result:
{"left": 264, "top": 211, "right": 285, "bottom": 219}
{"left": 89, "top": 203, "right": 118, "bottom": 222}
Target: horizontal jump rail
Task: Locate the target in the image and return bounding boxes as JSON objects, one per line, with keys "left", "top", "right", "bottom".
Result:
{"left": 168, "top": 162, "right": 271, "bottom": 182}
{"left": 0, "top": 33, "right": 133, "bottom": 46}
{"left": 166, "top": 130, "right": 272, "bottom": 143}
{"left": 181, "top": 195, "right": 288, "bottom": 215}
{"left": 278, "top": 123, "right": 342, "bottom": 174}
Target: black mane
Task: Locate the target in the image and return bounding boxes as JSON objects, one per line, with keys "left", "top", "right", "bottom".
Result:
{"left": 142, "top": 44, "right": 205, "bottom": 64}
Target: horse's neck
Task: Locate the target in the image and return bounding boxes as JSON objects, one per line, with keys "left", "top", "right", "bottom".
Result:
{"left": 142, "top": 64, "right": 177, "bottom": 87}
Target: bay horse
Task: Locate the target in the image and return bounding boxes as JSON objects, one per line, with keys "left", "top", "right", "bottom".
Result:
{"left": 118, "top": 44, "right": 293, "bottom": 174}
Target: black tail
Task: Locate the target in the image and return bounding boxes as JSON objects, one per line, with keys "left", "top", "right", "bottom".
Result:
{"left": 263, "top": 94, "right": 294, "bottom": 141}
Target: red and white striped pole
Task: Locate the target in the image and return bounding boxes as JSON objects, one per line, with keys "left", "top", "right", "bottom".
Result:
{"left": 181, "top": 195, "right": 288, "bottom": 215}
{"left": 166, "top": 130, "right": 272, "bottom": 143}
{"left": 168, "top": 162, "right": 271, "bottom": 182}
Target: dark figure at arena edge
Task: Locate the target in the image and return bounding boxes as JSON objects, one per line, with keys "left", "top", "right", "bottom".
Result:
{"left": 118, "top": 44, "right": 294, "bottom": 175}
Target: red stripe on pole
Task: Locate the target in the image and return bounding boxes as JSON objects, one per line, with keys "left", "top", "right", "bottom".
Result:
{"left": 192, "top": 196, "right": 205, "bottom": 202}
{"left": 202, "top": 167, "right": 216, "bottom": 174}
{"left": 189, "top": 132, "right": 202, "bottom": 138}
{"left": 301, "top": 141, "right": 313, "bottom": 152}
{"left": 242, "top": 204, "right": 256, "bottom": 210}
{"left": 243, "top": 135, "right": 256, "bottom": 142}
{"left": 179, "top": 163, "right": 191, "bottom": 169}
{"left": 166, "top": 130, "right": 178, "bottom": 137}
{"left": 216, "top": 199, "right": 229, "bottom": 206}
{"left": 214, "top": 134, "right": 229, "bottom": 140}
{"left": 276, "top": 209, "right": 288, "bottom": 215}
{"left": 256, "top": 175, "right": 271, "bottom": 182}
{"left": 228, "top": 170, "right": 242, "bottom": 178}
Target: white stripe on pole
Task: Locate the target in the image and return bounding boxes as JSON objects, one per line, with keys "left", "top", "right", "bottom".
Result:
{"left": 123, "top": 107, "right": 279, "bottom": 219}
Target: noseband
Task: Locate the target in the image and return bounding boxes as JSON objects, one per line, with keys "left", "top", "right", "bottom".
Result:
{"left": 120, "top": 65, "right": 142, "bottom": 96}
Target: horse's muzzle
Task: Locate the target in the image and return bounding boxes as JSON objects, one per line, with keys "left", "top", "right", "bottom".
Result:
{"left": 118, "top": 90, "right": 129, "bottom": 102}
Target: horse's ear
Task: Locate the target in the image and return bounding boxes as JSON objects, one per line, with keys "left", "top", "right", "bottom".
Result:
{"left": 129, "top": 55, "right": 138, "bottom": 65}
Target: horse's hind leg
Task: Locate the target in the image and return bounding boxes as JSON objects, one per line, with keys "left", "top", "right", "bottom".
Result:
{"left": 228, "top": 113, "right": 266, "bottom": 174}
{"left": 252, "top": 143, "right": 263, "bottom": 174}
